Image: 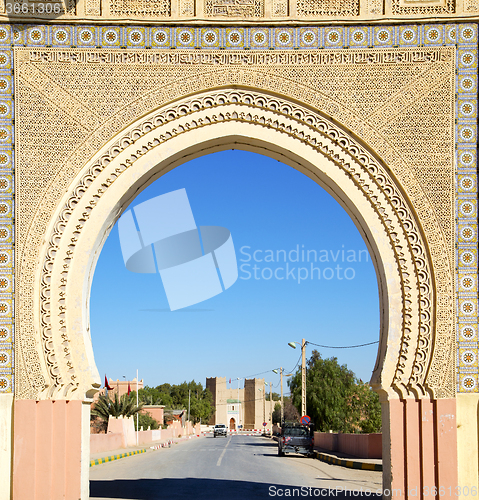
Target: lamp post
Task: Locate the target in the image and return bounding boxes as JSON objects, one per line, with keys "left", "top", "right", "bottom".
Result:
{"left": 288, "top": 338, "right": 307, "bottom": 417}
{"left": 263, "top": 383, "right": 266, "bottom": 434}
{"left": 273, "top": 368, "right": 293, "bottom": 425}
{"left": 269, "top": 381, "right": 273, "bottom": 433}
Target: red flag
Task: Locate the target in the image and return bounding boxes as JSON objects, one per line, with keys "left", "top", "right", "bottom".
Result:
{"left": 229, "top": 378, "right": 231, "bottom": 384}
{"left": 128, "top": 382, "right": 131, "bottom": 396}
{"left": 104, "top": 375, "right": 113, "bottom": 391}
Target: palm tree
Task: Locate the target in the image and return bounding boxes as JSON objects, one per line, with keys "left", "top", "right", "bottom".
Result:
{"left": 91, "top": 393, "right": 144, "bottom": 421}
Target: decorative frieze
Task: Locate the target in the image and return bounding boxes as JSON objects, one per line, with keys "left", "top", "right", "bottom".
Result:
{"left": 109, "top": 0, "right": 170, "bottom": 17}
{"left": 297, "top": 0, "right": 359, "bottom": 16}
{"left": 204, "top": 0, "right": 264, "bottom": 17}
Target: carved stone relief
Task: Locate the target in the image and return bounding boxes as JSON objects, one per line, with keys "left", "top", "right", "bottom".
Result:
{"left": 109, "top": 0, "right": 170, "bottom": 16}
{"left": 13, "top": 47, "right": 455, "bottom": 400}
{"left": 393, "top": 0, "right": 455, "bottom": 13}
{"left": 297, "top": 0, "right": 359, "bottom": 16}
{"left": 204, "top": 0, "right": 264, "bottom": 16}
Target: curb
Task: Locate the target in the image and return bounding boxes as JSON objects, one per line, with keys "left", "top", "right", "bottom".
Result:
{"left": 90, "top": 448, "right": 147, "bottom": 467}
{"left": 314, "top": 451, "right": 382, "bottom": 472}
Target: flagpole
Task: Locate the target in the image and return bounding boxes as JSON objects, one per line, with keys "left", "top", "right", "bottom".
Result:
{"left": 136, "top": 369, "right": 139, "bottom": 446}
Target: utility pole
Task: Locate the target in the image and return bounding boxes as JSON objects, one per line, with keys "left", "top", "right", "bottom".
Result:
{"left": 262, "top": 384, "right": 265, "bottom": 435}
{"left": 274, "top": 367, "right": 292, "bottom": 425}
{"left": 288, "top": 339, "right": 307, "bottom": 417}
{"left": 280, "top": 368, "right": 284, "bottom": 425}
{"left": 269, "top": 381, "right": 272, "bottom": 433}
{"left": 274, "top": 367, "right": 285, "bottom": 425}
{"left": 188, "top": 389, "right": 191, "bottom": 423}
{"left": 301, "top": 338, "right": 306, "bottom": 417}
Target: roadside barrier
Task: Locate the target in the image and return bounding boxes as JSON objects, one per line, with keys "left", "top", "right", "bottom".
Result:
{"left": 150, "top": 439, "right": 173, "bottom": 449}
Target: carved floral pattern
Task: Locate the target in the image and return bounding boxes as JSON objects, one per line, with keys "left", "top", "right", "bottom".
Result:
{"left": 4, "top": 27, "right": 472, "bottom": 399}
{"left": 33, "top": 89, "right": 450, "bottom": 400}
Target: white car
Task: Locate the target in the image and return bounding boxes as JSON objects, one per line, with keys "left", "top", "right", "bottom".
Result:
{"left": 213, "top": 424, "right": 228, "bottom": 437}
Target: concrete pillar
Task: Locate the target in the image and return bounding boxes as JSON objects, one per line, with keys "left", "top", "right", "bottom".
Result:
{"left": 12, "top": 399, "right": 89, "bottom": 500}
{"left": 0, "top": 393, "right": 13, "bottom": 500}
{"left": 384, "top": 398, "right": 458, "bottom": 499}
{"left": 419, "top": 399, "right": 436, "bottom": 494}
{"left": 435, "top": 399, "right": 458, "bottom": 492}
{"left": 457, "top": 394, "right": 479, "bottom": 490}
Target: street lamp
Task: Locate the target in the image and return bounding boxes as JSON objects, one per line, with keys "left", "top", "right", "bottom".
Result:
{"left": 269, "top": 381, "right": 273, "bottom": 434}
{"left": 273, "top": 368, "right": 293, "bottom": 425}
{"left": 288, "top": 338, "right": 307, "bottom": 417}
{"left": 263, "top": 382, "right": 267, "bottom": 434}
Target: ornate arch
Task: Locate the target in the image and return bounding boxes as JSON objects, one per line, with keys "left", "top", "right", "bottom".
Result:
{"left": 16, "top": 88, "right": 454, "bottom": 402}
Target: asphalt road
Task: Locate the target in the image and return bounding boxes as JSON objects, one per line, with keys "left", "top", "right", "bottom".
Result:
{"left": 90, "top": 435, "right": 382, "bottom": 499}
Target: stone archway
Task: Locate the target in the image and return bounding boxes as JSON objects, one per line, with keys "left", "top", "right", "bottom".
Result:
{"left": 12, "top": 86, "right": 457, "bottom": 498}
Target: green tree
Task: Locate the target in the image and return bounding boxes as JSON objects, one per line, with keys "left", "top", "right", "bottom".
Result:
{"left": 272, "top": 403, "right": 281, "bottom": 424}
{"left": 188, "top": 387, "right": 215, "bottom": 424}
{"left": 283, "top": 398, "right": 300, "bottom": 423}
{"left": 136, "top": 380, "right": 215, "bottom": 424}
{"left": 137, "top": 386, "right": 173, "bottom": 407}
{"left": 288, "top": 350, "right": 381, "bottom": 433}
{"left": 272, "top": 397, "right": 300, "bottom": 424}
{"left": 352, "top": 381, "right": 382, "bottom": 433}
{"left": 91, "top": 393, "right": 144, "bottom": 421}
{"left": 135, "top": 411, "right": 160, "bottom": 431}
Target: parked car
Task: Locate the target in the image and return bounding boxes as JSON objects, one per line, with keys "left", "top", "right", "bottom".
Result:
{"left": 213, "top": 424, "right": 228, "bottom": 437}
{"left": 278, "top": 423, "right": 313, "bottom": 457}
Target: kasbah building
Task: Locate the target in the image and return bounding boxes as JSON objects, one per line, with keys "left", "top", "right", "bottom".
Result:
{"left": 206, "top": 377, "right": 275, "bottom": 430}
{"left": 0, "top": 0, "right": 478, "bottom": 497}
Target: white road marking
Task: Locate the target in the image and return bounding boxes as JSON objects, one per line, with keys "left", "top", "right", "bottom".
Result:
{"left": 216, "top": 436, "right": 232, "bottom": 466}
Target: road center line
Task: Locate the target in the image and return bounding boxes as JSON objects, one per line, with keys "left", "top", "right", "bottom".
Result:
{"left": 216, "top": 437, "right": 232, "bottom": 466}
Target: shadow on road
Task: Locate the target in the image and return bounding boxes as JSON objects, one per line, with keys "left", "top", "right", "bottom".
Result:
{"left": 229, "top": 437, "right": 277, "bottom": 446}
{"left": 90, "top": 478, "right": 382, "bottom": 499}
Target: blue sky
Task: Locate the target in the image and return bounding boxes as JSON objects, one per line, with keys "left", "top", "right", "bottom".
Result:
{"left": 90, "top": 150, "right": 379, "bottom": 393}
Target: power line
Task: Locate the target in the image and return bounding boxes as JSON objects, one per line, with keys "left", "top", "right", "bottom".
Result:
{"left": 237, "top": 338, "right": 376, "bottom": 385}
{"left": 242, "top": 368, "right": 279, "bottom": 379}
{"left": 287, "top": 351, "right": 302, "bottom": 375}
{"left": 307, "top": 340, "right": 379, "bottom": 349}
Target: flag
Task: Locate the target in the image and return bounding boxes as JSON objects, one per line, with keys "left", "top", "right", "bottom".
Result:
{"left": 104, "top": 375, "right": 113, "bottom": 391}
{"left": 229, "top": 378, "right": 231, "bottom": 384}
{"left": 128, "top": 382, "right": 131, "bottom": 396}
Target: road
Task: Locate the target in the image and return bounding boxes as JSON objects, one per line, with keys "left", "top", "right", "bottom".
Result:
{"left": 90, "top": 434, "right": 382, "bottom": 499}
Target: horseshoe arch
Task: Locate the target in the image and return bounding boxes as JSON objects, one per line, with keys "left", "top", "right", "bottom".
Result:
{"left": 15, "top": 88, "right": 456, "bottom": 497}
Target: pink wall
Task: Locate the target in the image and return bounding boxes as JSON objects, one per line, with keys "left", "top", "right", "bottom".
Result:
{"left": 89, "top": 421, "right": 199, "bottom": 455}
{"left": 314, "top": 432, "right": 381, "bottom": 459}
{"left": 107, "top": 416, "right": 136, "bottom": 447}
{"left": 314, "top": 432, "right": 339, "bottom": 452}
{"left": 141, "top": 406, "right": 164, "bottom": 424}
{"left": 337, "top": 433, "right": 382, "bottom": 459}
{"left": 90, "top": 433, "right": 123, "bottom": 454}
{"left": 90, "top": 429, "right": 164, "bottom": 453}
